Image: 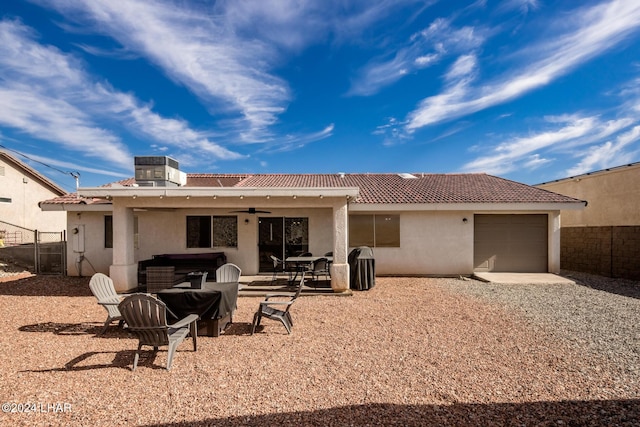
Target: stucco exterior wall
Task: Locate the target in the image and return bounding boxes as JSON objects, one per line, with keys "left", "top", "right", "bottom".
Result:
{"left": 374, "top": 211, "right": 473, "bottom": 275}
{"left": 67, "top": 207, "right": 336, "bottom": 277}
{"left": 0, "top": 157, "right": 66, "bottom": 232}
{"left": 64, "top": 206, "right": 561, "bottom": 279}
{"left": 67, "top": 211, "right": 113, "bottom": 276}
{"left": 537, "top": 164, "right": 640, "bottom": 226}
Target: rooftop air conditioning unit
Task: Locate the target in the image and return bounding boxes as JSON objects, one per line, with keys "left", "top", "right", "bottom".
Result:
{"left": 134, "top": 156, "right": 185, "bottom": 187}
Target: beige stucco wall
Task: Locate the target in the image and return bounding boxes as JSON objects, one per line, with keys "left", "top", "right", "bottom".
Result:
{"left": 64, "top": 202, "right": 563, "bottom": 279}
{"left": 537, "top": 164, "right": 640, "bottom": 226}
{"left": 373, "top": 211, "right": 473, "bottom": 275}
{"left": 66, "top": 208, "right": 477, "bottom": 277}
{"left": 0, "top": 158, "right": 66, "bottom": 232}
{"left": 66, "top": 207, "right": 336, "bottom": 277}
{"left": 67, "top": 211, "right": 113, "bottom": 276}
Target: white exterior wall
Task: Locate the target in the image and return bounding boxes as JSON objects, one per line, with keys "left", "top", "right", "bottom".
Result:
{"left": 374, "top": 211, "right": 473, "bottom": 275}
{"left": 64, "top": 205, "right": 561, "bottom": 279}
{"left": 67, "top": 211, "right": 113, "bottom": 276}
{"left": 0, "top": 158, "right": 66, "bottom": 232}
{"left": 68, "top": 207, "right": 337, "bottom": 278}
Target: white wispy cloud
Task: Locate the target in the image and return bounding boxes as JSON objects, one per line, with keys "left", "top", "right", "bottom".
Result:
{"left": 461, "top": 116, "right": 630, "bottom": 175}
{"left": 566, "top": 125, "right": 640, "bottom": 176}
{"left": 264, "top": 123, "right": 335, "bottom": 153}
{"left": 406, "top": 0, "right": 640, "bottom": 131}
{"left": 0, "top": 18, "right": 241, "bottom": 172}
{"left": 0, "top": 86, "right": 129, "bottom": 166}
{"left": 41, "top": 0, "right": 291, "bottom": 141}
{"left": 349, "top": 18, "right": 486, "bottom": 96}
{"left": 497, "top": 0, "right": 541, "bottom": 15}
{"left": 445, "top": 54, "right": 477, "bottom": 82}
{"left": 460, "top": 114, "right": 638, "bottom": 176}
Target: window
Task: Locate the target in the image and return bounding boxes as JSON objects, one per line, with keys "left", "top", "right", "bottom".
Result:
{"left": 105, "top": 216, "right": 113, "bottom": 248}
{"left": 187, "top": 215, "right": 237, "bottom": 248}
{"left": 104, "top": 215, "right": 139, "bottom": 249}
{"left": 213, "top": 216, "right": 237, "bottom": 247}
{"left": 187, "top": 216, "right": 211, "bottom": 248}
{"left": 349, "top": 214, "right": 400, "bottom": 247}
{"left": 0, "top": 197, "right": 11, "bottom": 203}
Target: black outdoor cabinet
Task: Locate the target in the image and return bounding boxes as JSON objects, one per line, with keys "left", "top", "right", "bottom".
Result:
{"left": 348, "top": 246, "right": 375, "bottom": 290}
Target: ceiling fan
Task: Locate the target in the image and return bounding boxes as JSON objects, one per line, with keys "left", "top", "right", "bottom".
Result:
{"left": 229, "top": 207, "right": 271, "bottom": 214}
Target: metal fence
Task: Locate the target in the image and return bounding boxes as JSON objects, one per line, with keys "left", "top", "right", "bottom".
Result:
{"left": 0, "top": 220, "right": 34, "bottom": 246}
{"left": 0, "top": 220, "right": 66, "bottom": 275}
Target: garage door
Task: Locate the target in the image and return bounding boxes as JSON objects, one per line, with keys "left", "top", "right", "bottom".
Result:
{"left": 474, "top": 214, "right": 548, "bottom": 272}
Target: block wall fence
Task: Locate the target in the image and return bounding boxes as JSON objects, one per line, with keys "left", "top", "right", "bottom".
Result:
{"left": 561, "top": 226, "right": 640, "bottom": 280}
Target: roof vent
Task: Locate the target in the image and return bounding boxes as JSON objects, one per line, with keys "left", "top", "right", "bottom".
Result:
{"left": 338, "top": 172, "right": 345, "bottom": 178}
{"left": 398, "top": 173, "right": 417, "bottom": 179}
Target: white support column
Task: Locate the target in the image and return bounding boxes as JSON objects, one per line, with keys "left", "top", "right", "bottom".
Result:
{"left": 548, "top": 211, "right": 561, "bottom": 273}
{"left": 331, "top": 198, "right": 350, "bottom": 292}
{"left": 109, "top": 202, "right": 138, "bottom": 292}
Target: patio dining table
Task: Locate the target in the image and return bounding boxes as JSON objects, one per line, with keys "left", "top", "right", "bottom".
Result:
{"left": 157, "top": 281, "right": 238, "bottom": 337}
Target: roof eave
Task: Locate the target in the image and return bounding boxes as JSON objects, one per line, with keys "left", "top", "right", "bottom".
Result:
{"left": 349, "top": 202, "right": 587, "bottom": 211}
{"left": 77, "top": 186, "right": 361, "bottom": 199}
{"left": 39, "top": 203, "right": 112, "bottom": 212}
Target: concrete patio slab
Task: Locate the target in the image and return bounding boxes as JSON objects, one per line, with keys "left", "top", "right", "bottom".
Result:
{"left": 472, "top": 272, "right": 575, "bottom": 284}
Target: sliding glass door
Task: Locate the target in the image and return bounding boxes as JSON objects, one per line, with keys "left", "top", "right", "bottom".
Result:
{"left": 258, "top": 217, "right": 309, "bottom": 272}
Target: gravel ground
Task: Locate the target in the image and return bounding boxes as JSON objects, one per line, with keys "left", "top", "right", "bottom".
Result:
{"left": 0, "top": 268, "right": 638, "bottom": 426}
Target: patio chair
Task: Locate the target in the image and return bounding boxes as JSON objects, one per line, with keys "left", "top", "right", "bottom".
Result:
{"left": 216, "top": 263, "right": 241, "bottom": 283}
{"left": 310, "top": 257, "right": 330, "bottom": 287}
{"left": 89, "top": 273, "right": 125, "bottom": 335}
{"left": 270, "top": 255, "right": 287, "bottom": 283}
{"left": 251, "top": 271, "right": 305, "bottom": 335}
{"left": 118, "top": 293, "right": 198, "bottom": 371}
{"left": 216, "top": 263, "right": 242, "bottom": 322}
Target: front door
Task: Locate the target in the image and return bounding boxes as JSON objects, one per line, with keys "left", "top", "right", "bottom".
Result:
{"left": 258, "top": 217, "right": 309, "bottom": 272}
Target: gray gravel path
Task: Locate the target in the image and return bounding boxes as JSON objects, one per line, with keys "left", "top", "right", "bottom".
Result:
{"left": 439, "top": 270, "right": 640, "bottom": 396}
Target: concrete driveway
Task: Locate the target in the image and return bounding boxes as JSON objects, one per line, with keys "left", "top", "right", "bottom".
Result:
{"left": 472, "top": 272, "right": 575, "bottom": 284}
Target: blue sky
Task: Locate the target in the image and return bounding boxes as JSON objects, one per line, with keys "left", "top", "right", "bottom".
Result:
{"left": 1, "top": 0, "right": 640, "bottom": 192}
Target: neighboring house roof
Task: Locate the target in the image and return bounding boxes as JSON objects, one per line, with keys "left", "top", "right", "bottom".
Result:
{"left": 0, "top": 151, "right": 66, "bottom": 196}
{"left": 536, "top": 162, "right": 640, "bottom": 185}
{"left": 39, "top": 172, "right": 584, "bottom": 207}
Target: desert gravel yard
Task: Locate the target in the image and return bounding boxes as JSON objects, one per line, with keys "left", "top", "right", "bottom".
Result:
{"left": 0, "top": 269, "right": 638, "bottom": 426}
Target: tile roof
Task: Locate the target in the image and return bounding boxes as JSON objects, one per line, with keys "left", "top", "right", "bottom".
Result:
{"left": 234, "top": 173, "right": 583, "bottom": 204}
{"left": 39, "top": 173, "right": 584, "bottom": 206}
{"left": 38, "top": 193, "right": 111, "bottom": 206}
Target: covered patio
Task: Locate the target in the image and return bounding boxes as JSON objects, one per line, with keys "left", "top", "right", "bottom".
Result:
{"left": 76, "top": 184, "right": 360, "bottom": 293}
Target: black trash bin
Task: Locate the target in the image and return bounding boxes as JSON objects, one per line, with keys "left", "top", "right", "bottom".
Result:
{"left": 348, "top": 246, "right": 375, "bottom": 290}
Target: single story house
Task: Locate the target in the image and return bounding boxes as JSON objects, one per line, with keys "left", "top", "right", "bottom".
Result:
{"left": 40, "top": 156, "right": 585, "bottom": 292}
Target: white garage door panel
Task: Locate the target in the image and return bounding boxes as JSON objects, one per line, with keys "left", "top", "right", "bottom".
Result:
{"left": 474, "top": 214, "right": 548, "bottom": 272}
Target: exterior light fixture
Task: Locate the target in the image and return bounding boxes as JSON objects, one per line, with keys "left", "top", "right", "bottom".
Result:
{"left": 462, "top": 217, "right": 468, "bottom": 223}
